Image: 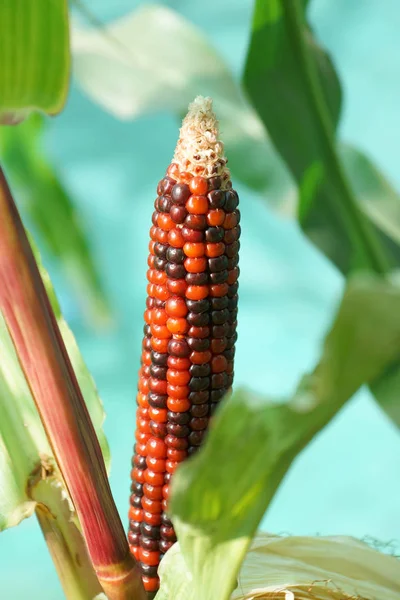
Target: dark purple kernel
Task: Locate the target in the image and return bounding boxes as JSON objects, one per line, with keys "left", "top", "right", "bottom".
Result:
{"left": 225, "top": 323, "right": 237, "bottom": 337}
{"left": 161, "top": 176, "right": 176, "bottom": 195}
{"left": 223, "top": 348, "right": 235, "bottom": 361}
{"left": 225, "top": 190, "right": 239, "bottom": 212}
{"left": 186, "top": 272, "right": 208, "bottom": 285}
{"left": 227, "top": 294, "right": 239, "bottom": 310}
{"left": 148, "top": 392, "right": 168, "bottom": 409}
{"left": 167, "top": 410, "right": 190, "bottom": 425}
{"left": 131, "top": 482, "right": 143, "bottom": 496}
{"left": 150, "top": 351, "right": 168, "bottom": 366}
{"left": 154, "top": 257, "right": 167, "bottom": 271}
{"left": 227, "top": 255, "right": 239, "bottom": 269}
{"left": 187, "top": 311, "right": 210, "bottom": 326}
{"left": 212, "top": 323, "right": 229, "bottom": 338}
{"left": 226, "top": 333, "right": 238, "bottom": 349}
{"left": 224, "top": 226, "right": 240, "bottom": 244}
{"left": 211, "top": 296, "right": 228, "bottom": 310}
{"left": 189, "top": 430, "right": 205, "bottom": 446}
{"left": 130, "top": 495, "right": 143, "bottom": 508}
{"left": 208, "top": 255, "right": 228, "bottom": 272}
{"left": 150, "top": 421, "right": 167, "bottom": 438}
{"left": 189, "top": 376, "right": 210, "bottom": 391}
{"left": 191, "top": 404, "right": 209, "bottom": 418}
{"left": 149, "top": 365, "right": 168, "bottom": 380}
{"left": 129, "top": 520, "right": 142, "bottom": 534}
{"left": 190, "top": 417, "right": 208, "bottom": 431}
{"left": 143, "top": 324, "right": 151, "bottom": 336}
{"left": 211, "top": 389, "right": 226, "bottom": 402}
{"left": 189, "top": 363, "right": 211, "bottom": 377}
{"left": 170, "top": 205, "right": 187, "bottom": 223}
{"left": 181, "top": 226, "right": 205, "bottom": 242}
{"left": 188, "top": 390, "right": 209, "bottom": 404}
{"left": 164, "top": 473, "right": 172, "bottom": 484}
{"left": 160, "top": 525, "right": 177, "bottom": 541}
{"left": 146, "top": 297, "right": 155, "bottom": 309}
{"left": 185, "top": 214, "right": 207, "bottom": 230}
{"left": 211, "top": 309, "right": 229, "bottom": 325}
{"left": 186, "top": 298, "right": 210, "bottom": 313}
{"left": 226, "top": 241, "right": 240, "bottom": 258}
{"left": 235, "top": 209, "right": 241, "bottom": 223}
{"left": 166, "top": 247, "right": 185, "bottom": 264}
{"left": 228, "top": 282, "right": 239, "bottom": 297}
{"left": 140, "top": 523, "right": 160, "bottom": 539}
{"left": 227, "top": 373, "right": 234, "bottom": 386}
{"left": 228, "top": 308, "right": 238, "bottom": 322}
{"left": 167, "top": 423, "right": 190, "bottom": 438}
{"left": 140, "top": 537, "right": 160, "bottom": 551}
{"left": 158, "top": 195, "right": 173, "bottom": 213}
{"left": 205, "top": 226, "right": 224, "bottom": 243}
{"left": 153, "top": 298, "right": 166, "bottom": 308}
{"left": 135, "top": 455, "right": 147, "bottom": 470}
{"left": 165, "top": 434, "right": 189, "bottom": 450}
{"left": 210, "top": 270, "right": 228, "bottom": 284}
{"left": 128, "top": 532, "right": 140, "bottom": 546}
{"left": 152, "top": 211, "right": 159, "bottom": 226}
{"left": 166, "top": 262, "right": 186, "bottom": 279}
{"left": 160, "top": 540, "right": 174, "bottom": 554}
{"left": 208, "top": 176, "right": 222, "bottom": 190}
{"left": 171, "top": 183, "right": 191, "bottom": 205}
{"left": 212, "top": 373, "right": 229, "bottom": 389}
{"left": 187, "top": 337, "right": 210, "bottom": 351}
{"left": 140, "top": 564, "right": 158, "bottom": 578}
{"left": 161, "top": 514, "right": 172, "bottom": 526}
{"left": 208, "top": 189, "right": 226, "bottom": 209}
{"left": 154, "top": 242, "right": 168, "bottom": 258}
{"left": 168, "top": 338, "right": 190, "bottom": 357}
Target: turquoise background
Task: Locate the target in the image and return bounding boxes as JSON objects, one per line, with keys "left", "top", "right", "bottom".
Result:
{"left": 1, "top": 0, "right": 400, "bottom": 597}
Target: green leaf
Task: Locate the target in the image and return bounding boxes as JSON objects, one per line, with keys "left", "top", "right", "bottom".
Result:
{"left": 243, "top": 0, "right": 390, "bottom": 275}
{"left": 0, "top": 248, "right": 109, "bottom": 531}
{"left": 160, "top": 275, "right": 400, "bottom": 600}
{"left": 0, "top": 115, "right": 110, "bottom": 326}
{"left": 0, "top": 0, "right": 70, "bottom": 123}
{"left": 72, "top": 4, "right": 290, "bottom": 197}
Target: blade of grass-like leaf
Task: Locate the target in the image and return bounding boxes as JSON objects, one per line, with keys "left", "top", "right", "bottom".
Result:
{"left": 0, "top": 0, "right": 70, "bottom": 123}
{"left": 0, "top": 115, "right": 110, "bottom": 326}
{"left": 243, "top": 0, "right": 389, "bottom": 275}
{"left": 0, "top": 168, "right": 145, "bottom": 600}
{"left": 161, "top": 274, "right": 400, "bottom": 600}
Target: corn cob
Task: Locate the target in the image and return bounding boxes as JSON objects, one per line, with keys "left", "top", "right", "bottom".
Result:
{"left": 128, "top": 96, "right": 240, "bottom": 593}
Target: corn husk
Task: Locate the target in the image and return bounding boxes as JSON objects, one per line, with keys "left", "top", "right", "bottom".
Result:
{"left": 232, "top": 533, "right": 400, "bottom": 600}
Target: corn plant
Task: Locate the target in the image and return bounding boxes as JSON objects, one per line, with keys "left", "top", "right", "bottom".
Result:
{"left": 0, "top": 2, "right": 400, "bottom": 600}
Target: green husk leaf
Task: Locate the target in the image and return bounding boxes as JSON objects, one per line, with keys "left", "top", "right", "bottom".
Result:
{"left": 159, "top": 275, "right": 400, "bottom": 600}
{"left": 0, "top": 247, "right": 109, "bottom": 531}
{"left": 0, "top": 115, "right": 110, "bottom": 326}
{"left": 0, "top": 0, "right": 70, "bottom": 123}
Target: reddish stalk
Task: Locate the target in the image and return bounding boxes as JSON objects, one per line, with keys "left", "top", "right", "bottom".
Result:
{"left": 0, "top": 167, "right": 145, "bottom": 600}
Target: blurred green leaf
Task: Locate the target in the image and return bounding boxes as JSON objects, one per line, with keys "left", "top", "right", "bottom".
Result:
{"left": 161, "top": 275, "right": 400, "bottom": 600}
{"left": 0, "top": 115, "right": 110, "bottom": 325}
{"left": 0, "top": 248, "right": 110, "bottom": 531}
{"left": 243, "top": 0, "right": 390, "bottom": 275}
{"left": 72, "top": 4, "right": 291, "bottom": 198}
{"left": 0, "top": 0, "right": 70, "bottom": 123}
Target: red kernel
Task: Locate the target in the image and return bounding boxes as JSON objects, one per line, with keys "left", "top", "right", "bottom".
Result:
{"left": 168, "top": 229, "right": 185, "bottom": 248}
{"left": 183, "top": 242, "right": 205, "bottom": 257}
{"left": 167, "top": 397, "right": 191, "bottom": 412}
{"left": 141, "top": 497, "right": 162, "bottom": 514}
{"left": 157, "top": 214, "right": 174, "bottom": 231}
{"left": 184, "top": 257, "right": 207, "bottom": 273}
{"left": 187, "top": 195, "right": 208, "bottom": 214}
{"left": 207, "top": 209, "right": 225, "bottom": 226}
{"left": 144, "top": 470, "right": 164, "bottom": 486}
{"left": 189, "top": 176, "right": 208, "bottom": 195}
{"left": 149, "top": 407, "right": 168, "bottom": 423}
{"left": 139, "top": 548, "right": 160, "bottom": 566}
{"left": 167, "top": 356, "right": 191, "bottom": 370}
{"left": 212, "top": 355, "right": 228, "bottom": 373}
{"left": 146, "top": 437, "right": 167, "bottom": 458}
{"left": 186, "top": 285, "right": 208, "bottom": 300}
{"left": 167, "top": 278, "right": 187, "bottom": 296}
{"left": 167, "top": 369, "right": 190, "bottom": 386}
{"left": 167, "top": 384, "right": 190, "bottom": 399}
{"left": 210, "top": 283, "right": 229, "bottom": 297}
{"left": 190, "top": 350, "right": 212, "bottom": 364}
{"left": 143, "top": 576, "right": 160, "bottom": 592}
{"left": 165, "top": 296, "right": 188, "bottom": 318}
{"left": 206, "top": 242, "right": 225, "bottom": 258}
